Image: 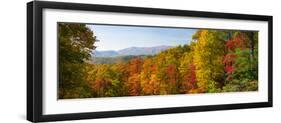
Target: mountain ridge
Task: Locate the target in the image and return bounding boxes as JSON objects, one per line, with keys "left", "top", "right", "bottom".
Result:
{"left": 92, "top": 45, "right": 173, "bottom": 57}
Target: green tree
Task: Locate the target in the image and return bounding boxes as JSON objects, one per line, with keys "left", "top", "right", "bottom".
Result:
{"left": 59, "top": 23, "right": 97, "bottom": 99}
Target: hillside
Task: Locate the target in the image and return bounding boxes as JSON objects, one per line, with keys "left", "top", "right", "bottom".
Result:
{"left": 90, "top": 55, "right": 152, "bottom": 64}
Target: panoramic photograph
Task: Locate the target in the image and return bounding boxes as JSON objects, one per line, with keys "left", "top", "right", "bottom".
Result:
{"left": 58, "top": 23, "right": 258, "bottom": 99}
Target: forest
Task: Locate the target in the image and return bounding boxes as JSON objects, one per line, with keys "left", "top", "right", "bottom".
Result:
{"left": 58, "top": 23, "right": 258, "bottom": 99}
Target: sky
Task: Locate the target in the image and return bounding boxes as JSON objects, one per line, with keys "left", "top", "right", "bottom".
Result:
{"left": 87, "top": 24, "right": 197, "bottom": 51}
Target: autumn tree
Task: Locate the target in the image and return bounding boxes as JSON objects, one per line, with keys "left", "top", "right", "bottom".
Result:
{"left": 179, "top": 50, "right": 198, "bottom": 93}
{"left": 223, "top": 32, "right": 258, "bottom": 92}
{"left": 140, "top": 58, "right": 160, "bottom": 95}
{"left": 193, "top": 30, "right": 225, "bottom": 93}
{"left": 111, "top": 62, "right": 130, "bottom": 96}
{"left": 125, "top": 58, "right": 143, "bottom": 96}
{"left": 154, "top": 47, "right": 180, "bottom": 94}
{"left": 59, "top": 23, "right": 97, "bottom": 99}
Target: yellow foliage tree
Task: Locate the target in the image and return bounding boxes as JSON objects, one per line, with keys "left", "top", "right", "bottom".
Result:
{"left": 193, "top": 30, "right": 225, "bottom": 92}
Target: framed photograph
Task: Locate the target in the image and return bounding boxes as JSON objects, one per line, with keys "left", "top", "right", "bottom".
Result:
{"left": 27, "top": 1, "right": 273, "bottom": 122}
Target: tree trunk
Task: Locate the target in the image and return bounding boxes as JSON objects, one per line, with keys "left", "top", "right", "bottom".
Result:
{"left": 249, "top": 32, "right": 254, "bottom": 73}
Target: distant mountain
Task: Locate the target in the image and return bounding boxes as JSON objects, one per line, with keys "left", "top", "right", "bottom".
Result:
{"left": 92, "top": 50, "right": 119, "bottom": 57}
{"left": 92, "top": 45, "right": 173, "bottom": 57}
{"left": 118, "top": 45, "right": 172, "bottom": 56}
{"left": 91, "top": 55, "right": 153, "bottom": 64}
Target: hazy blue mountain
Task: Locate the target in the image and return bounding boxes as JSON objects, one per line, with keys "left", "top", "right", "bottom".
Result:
{"left": 92, "top": 50, "right": 119, "bottom": 57}
{"left": 90, "top": 55, "right": 153, "bottom": 64}
{"left": 92, "top": 45, "right": 173, "bottom": 57}
{"left": 117, "top": 45, "right": 172, "bottom": 56}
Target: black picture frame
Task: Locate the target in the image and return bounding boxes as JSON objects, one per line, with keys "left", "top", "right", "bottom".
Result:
{"left": 27, "top": 1, "right": 273, "bottom": 122}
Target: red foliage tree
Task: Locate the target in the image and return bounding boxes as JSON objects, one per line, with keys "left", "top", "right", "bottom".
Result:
{"left": 128, "top": 58, "right": 143, "bottom": 75}
{"left": 165, "top": 64, "right": 177, "bottom": 85}
{"left": 181, "top": 63, "right": 198, "bottom": 93}
{"left": 225, "top": 33, "right": 248, "bottom": 52}
{"left": 126, "top": 58, "right": 143, "bottom": 96}
{"left": 224, "top": 33, "right": 248, "bottom": 81}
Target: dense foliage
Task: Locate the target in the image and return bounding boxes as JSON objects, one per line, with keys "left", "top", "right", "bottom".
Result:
{"left": 59, "top": 24, "right": 258, "bottom": 99}
{"left": 59, "top": 23, "right": 97, "bottom": 99}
